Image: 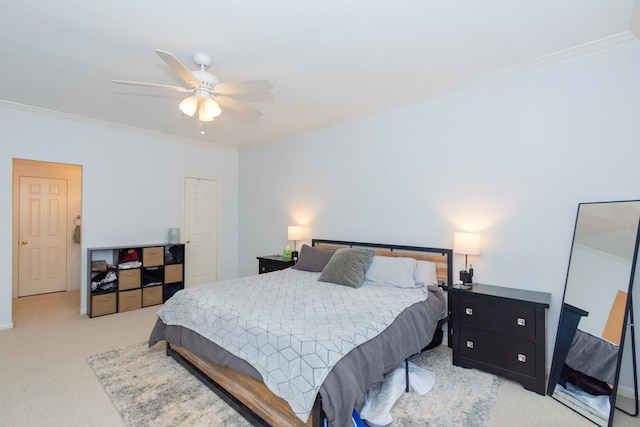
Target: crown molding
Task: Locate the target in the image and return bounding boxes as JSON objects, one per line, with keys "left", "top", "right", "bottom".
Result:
{"left": 632, "top": 0, "right": 640, "bottom": 39}
{"left": 4, "top": 30, "right": 639, "bottom": 153}
{"left": 241, "top": 31, "right": 640, "bottom": 151}
{"left": 370, "top": 31, "right": 640, "bottom": 115}
{"left": 0, "top": 100, "right": 238, "bottom": 152}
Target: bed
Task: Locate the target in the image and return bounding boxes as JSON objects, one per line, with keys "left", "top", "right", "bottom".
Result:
{"left": 149, "top": 239, "right": 452, "bottom": 427}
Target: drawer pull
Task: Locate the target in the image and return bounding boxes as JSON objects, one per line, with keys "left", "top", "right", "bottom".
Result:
{"left": 466, "top": 340, "right": 474, "bottom": 349}
{"left": 518, "top": 353, "right": 527, "bottom": 363}
{"left": 517, "top": 317, "right": 526, "bottom": 326}
{"left": 465, "top": 307, "right": 473, "bottom": 316}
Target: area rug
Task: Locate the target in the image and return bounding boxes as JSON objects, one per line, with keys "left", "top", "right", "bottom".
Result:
{"left": 88, "top": 342, "right": 504, "bottom": 426}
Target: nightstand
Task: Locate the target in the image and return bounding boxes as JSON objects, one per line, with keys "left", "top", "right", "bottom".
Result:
{"left": 447, "top": 283, "right": 551, "bottom": 395}
{"left": 257, "top": 255, "right": 295, "bottom": 274}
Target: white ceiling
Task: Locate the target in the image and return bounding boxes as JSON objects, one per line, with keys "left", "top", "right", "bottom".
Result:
{"left": 1, "top": 1, "right": 639, "bottom": 150}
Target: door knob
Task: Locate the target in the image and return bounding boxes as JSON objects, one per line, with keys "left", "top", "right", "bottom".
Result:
{"left": 186, "top": 240, "right": 191, "bottom": 244}
{"left": 21, "top": 240, "right": 28, "bottom": 245}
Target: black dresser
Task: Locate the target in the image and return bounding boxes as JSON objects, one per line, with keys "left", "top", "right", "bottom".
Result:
{"left": 447, "top": 283, "right": 551, "bottom": 395}
{"left": 257, "top": 255, "right": 295, "bottom": 274}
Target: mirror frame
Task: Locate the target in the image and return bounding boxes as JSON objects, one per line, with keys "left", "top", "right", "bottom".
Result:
{"left": 548, "top": 200, "right": 640, "bottom": 426}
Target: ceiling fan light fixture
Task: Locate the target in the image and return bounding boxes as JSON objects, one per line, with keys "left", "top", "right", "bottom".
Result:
{"left": 113, "top": 50, "right": 273, "bottom": 124}
{"left": 179, "top": 95, "right": 198, "bottom": 116}
{"left": 202, "top": 97, "right": 222, "bottom": 119}
{"left": 198, "top": 107, "right": 215, "bottom": 122}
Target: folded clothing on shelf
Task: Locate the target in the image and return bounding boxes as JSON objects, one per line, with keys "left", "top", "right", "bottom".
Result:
{"left": 91, "top": 269, "right": 117, "bottom": 292}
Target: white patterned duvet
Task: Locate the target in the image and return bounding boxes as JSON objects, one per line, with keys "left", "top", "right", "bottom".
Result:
{"left": 156, "top": 268, "right": 429, "bottom": 422}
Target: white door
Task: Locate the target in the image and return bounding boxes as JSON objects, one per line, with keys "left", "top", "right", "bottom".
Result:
{"left": 183, "top": 177, "right": 219, "bottom": 287}
{"left": 18, "top": 176, "right": 68, "bottom": 296}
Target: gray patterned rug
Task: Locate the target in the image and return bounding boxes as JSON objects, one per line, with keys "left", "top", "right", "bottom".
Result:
{"left": 88, "top": 342, "right": 503, "bottom": 426}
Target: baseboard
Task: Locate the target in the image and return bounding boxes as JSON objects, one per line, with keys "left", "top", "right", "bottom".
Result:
{"left": 617, "top": 384, "right": 635, "bottom": 399}
{"left": 0, "top": 322, "right": 14, "bottom": 330}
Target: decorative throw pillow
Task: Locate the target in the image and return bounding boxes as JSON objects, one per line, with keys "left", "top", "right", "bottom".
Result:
{"left": 415, "top": 260, "right": 439, "bottom": 286}
{"left": 318, "top": 248, "right": 376, "bottom": 288}
{"left": 364, "top": 256, "right": 417, "bottom": 288}
{"left": 292, "top": 244, "right": 336, "bottom": 272}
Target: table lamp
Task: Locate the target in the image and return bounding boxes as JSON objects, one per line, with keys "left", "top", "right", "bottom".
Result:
{"left": 288, "top": 226, "right": 303, "bottom": 261}
{"left": 453, "top": 232, "right": 481, "bottom": 283}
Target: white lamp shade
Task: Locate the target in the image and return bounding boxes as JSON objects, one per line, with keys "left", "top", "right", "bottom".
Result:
{"left": 198, "top": 98, "right": 221, "bottom": 122}
{"left": 179, "top": 96, "right": 198, "bottom": 116}
{"left": 288, "top": 226, "right": 303, "bottom": 241}
{"left": 198, "top": 106, "right": 215, "bottom": 122}
{"left": 453, "top": 232, "right": 481, "bottom": 255}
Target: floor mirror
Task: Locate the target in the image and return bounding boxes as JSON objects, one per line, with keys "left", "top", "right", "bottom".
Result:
{"left": 548, "top": 200, "right": 639, "bottom": 426}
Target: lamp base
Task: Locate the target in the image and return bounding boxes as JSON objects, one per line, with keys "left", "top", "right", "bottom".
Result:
{"left": 292, "top": 250, "right": 299, "bottom": 262}
{"left": 453, "top": 281, "right": 475, "bottom": 290}
{"left": 459, "top": 270, "right": 473, "bottom": 283}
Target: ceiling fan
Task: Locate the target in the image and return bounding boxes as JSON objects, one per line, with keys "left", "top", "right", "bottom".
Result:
{"left": 113, "top": 50, "right": 273, "bottom": 122}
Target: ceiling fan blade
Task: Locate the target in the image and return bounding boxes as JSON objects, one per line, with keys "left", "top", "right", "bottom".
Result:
{"left": 214, "top": 96, "right": 263, "bottom": 119}
{"left": 112, "top": 80, "right": 193, "bottom": 93}
{"left": 154, "top": 49, "right": 200, "bottom": 89}
{"left": 212, "top": 80, "right": 273, "bottom": 95}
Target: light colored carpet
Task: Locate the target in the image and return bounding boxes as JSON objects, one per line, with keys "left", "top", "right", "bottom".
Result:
{"left": 89, "top": 342, "right": 504, "bottom": 427}
{"left": 4, "top": 291, "right": 632, "bottom": 426}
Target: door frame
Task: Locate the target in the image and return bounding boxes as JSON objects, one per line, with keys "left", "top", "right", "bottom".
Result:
{"left": 12, "top": 159, "right": 82, "bottom": 300}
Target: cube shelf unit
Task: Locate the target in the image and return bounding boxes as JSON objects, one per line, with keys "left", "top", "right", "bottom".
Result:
{"left": 87, "top": 243, "right": 185, "bottom": 318}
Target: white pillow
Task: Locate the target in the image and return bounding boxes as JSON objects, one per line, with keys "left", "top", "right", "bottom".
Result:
{"left": 414, "top": 260, "right": 438, "bottom": 286}
{"left": 364, "top": 256, "right": 417, "bottom": 288}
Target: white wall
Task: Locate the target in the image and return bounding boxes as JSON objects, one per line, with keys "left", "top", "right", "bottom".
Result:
{"left": 2, "top": 38, "right": 638, "bottom": 392}
{"left": 239, "top": 42, "right": 640, "bottom": 378}
{"left": 0, "top": 108, "right": 239, "bottom": 328}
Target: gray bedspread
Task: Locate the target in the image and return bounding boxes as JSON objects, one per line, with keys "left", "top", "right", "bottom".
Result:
{"left": 565, "top": 328, "right": 619, "bottom": 385}
{"left": 149, "top": 283, "right": 446, "bottom": 427}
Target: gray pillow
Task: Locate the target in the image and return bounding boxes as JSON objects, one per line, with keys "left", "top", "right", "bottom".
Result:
{"left": 318, "top": 248, "right": 376, "bottom": 288}
{"left": 292, "top": 244, "right": 336, "bottom": 272}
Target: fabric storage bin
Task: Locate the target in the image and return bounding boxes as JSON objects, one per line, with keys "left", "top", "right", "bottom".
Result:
{"left": 118, "top": 268, "right": 141, "bottom": 290}
{"left": 143, "top": 246, "right": 164, "bottom": 266}
{"left": 164, "top": 264, "right": 183, "bottom": 284}
{"left": 143, "top": 286, "right": 163, "bottom": 307}
{"left": 91, "top": 293, "right": 116, "bottom": 316}
{"left": 118, "top": 289, "right": 142, "bottom": 312}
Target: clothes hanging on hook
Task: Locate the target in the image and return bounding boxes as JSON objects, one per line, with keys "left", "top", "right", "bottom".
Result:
{"left": 72, "top": 216, "right": 81, "bottom": 244}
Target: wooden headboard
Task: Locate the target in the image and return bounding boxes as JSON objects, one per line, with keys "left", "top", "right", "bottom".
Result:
{"left": 312, "top": 238, "right": 453, "bottom": 286}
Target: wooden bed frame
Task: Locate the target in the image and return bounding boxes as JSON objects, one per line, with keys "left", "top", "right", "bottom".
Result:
{"left": 166, "top": 239, "right": 453, "bottom": 427}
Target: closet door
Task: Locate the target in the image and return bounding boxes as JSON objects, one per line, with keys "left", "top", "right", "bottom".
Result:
{"left": 18, "top": 176, "right": 68, "bottom": 296}
{"left": 183, "top": 177, "right": 219, "bottom": 288}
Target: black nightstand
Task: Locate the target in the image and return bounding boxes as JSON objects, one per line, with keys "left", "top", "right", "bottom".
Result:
{"left": 447, "top": 283, "right": 551, "bottom": 395}
{"left": 257, "top": 255, "right": 295, "bottom": 274}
